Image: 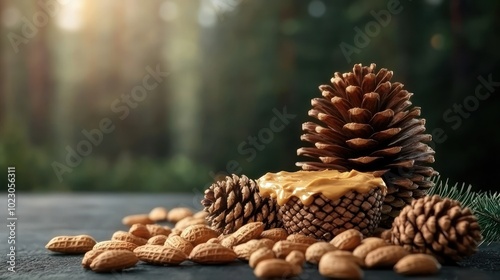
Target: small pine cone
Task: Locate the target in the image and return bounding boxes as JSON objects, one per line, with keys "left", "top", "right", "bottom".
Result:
{"left": 201, "top": 174, "right": 281, "bottom": 235}
{"left": 390, "top": 195, "right": 482, "bottom": 263}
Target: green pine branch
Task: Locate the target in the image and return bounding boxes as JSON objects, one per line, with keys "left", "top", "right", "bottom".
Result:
{"left": 427, "top": 176, "right": 500, "bottom": 245}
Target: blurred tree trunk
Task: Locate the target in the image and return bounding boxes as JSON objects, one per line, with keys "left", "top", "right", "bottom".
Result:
{"left": 51, "top": 10, "right": 84, "bottom": 157}
{"left": 27, "top": 3, "right": 52, "bottom": 145}
{"left": 166, "top": 0, "right": 201, "bottom": 159}
{"left": 2, "top": 0, "right": 31, "bottom": 133}
{"left": 115, "top": 0, "right": 170, "bottom": 157}
{"left": 0, "top": 0, "right": 4, "bottom": 130}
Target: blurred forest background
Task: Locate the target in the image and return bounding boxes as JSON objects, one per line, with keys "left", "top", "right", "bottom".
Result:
{"left": 1, "top": 0, "right": 499, "bottom": 193}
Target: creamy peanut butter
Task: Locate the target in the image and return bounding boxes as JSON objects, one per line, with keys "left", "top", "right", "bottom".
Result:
{"left": 257, "top": 170, "right": 387, "bottom": 206}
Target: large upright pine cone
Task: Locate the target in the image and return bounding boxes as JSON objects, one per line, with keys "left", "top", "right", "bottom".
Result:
{"left": 297, "top": 63, "right": 437, "bottom": 227}
{"left": 390, "top": 195, "right": 482, "bottom": 263}
{"left": 201, "top": 174, "right": 281, "bottom": 234}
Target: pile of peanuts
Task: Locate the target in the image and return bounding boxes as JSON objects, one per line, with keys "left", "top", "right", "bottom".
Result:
{"left": 45, "top": 206, "right": 441, "bottom": 279}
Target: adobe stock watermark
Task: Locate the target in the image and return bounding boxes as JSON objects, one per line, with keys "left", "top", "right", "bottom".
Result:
{"left": 191, "top": 106, "right": 297, "bottom": 207}
{"left": 7, "top": 0, "right": 73, "bottom": 54}
{"left": 214, "top": 106, "right": 296, "bottom": 178}
{"left": 6, "top": 167, "right": 17, "bottom": 273}
{"left": 51, "top": 64, "right": 170, "bottom": 182}
{"left": 429, "top": 74, "right": 499, "bottom": 149}
{"left": 340, "top": 0, "right": 412, "bottom": 63}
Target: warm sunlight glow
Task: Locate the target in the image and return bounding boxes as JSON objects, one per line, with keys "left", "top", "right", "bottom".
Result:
{"left": 197, "top": 0, "right": 242, "bottom": 28}
{"left": 56, "top": 0, "right": 84, "bottom": 32}
{"left": 198, "top": 1, "right": 217, "bottom": 28}
{"left": 160, "top": 1, "right": 179, "bottom": 22}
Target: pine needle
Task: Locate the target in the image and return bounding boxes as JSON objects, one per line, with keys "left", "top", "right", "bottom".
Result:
{"left": 428, "top": 176, "right": 500, "bottom": 244}
{"left": 473, "top": 191, "right": 500, "bottom": 244}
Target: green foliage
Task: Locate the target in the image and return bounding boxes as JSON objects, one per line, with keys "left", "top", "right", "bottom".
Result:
{"left": 2, "top": 0, "right": 500, "bottom": 193}
{"left": 0, "top": 121, "right": 54, "bottom": 191}
{"left": 474, "top": 192, "right": 500, "bottom": 244}
{"left": 0, "top": 122, "right": 210, "bottom": 192}
{"left": 428, "top": 176, "right": 500, "bottom": 244}
{"left": 62, "top": 154, "right": 210, "bottom": 193}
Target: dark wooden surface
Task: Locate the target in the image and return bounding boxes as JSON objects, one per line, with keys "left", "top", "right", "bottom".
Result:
{"left": 1, "top": 193, "right": 499, "bottom": 280}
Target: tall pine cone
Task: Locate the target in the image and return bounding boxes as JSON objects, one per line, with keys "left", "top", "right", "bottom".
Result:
{"left": 297, "top": 63, "right": 437, "bottom": 227}
{"left": 201, "top": 174, "right": 281, "bottom": 234}
{"left": 390, "top": 195, "right": 482, "bottom": 263}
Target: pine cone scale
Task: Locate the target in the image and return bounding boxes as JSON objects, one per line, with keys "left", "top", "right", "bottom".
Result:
{"left": 360, "top": 92, "right": 380, "bottom": 112}
{"left": 346, "top": 138, "right": 378, "bottom": 149}
{"left": 346, "top": 86, "right": 363, "bottom": 106}
{"left": 370, "top": 108, "right": 393, "bottom": 127}
{"left": 331, "top": 97, "right": 352, "bottom": 120}
{"left": 343, "top": 123, "right": 373, "bottom": 138}
{"left": 348, "top": 156, "right": 381, "bottom": 165}
{"left": 349, "top": 107, "right": 372, "bottom": 123}
{"left": 371, "top": 128, "right": 400, "bottom": 142}
{"left": 370, "top": 146, "right": 401, "bottom": 157}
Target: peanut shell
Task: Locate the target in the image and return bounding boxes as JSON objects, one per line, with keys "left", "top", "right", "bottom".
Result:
{"left": 259, "top": 228, "right": 288, "bottom": 242}
{"left": 305, "top": 242, "right": 337, "bottom": 264}
{"left": 193, "top": 211, "right": 209, "bottom": 219}
{"left": 206, "top": 237, "right": 220, "bottom": 244}
{"left": 285, "top": 250, "right": 305, "bottom": 267}
{"left": 272, "top": 240, "right": 309, "bottom": 259}
{"left": 287, "top": 234, "right": 318, "bottom": 245}
{"left": 220, "top": 235, "right": 237, "bottom": 248}
{"left": 82, "top": 249, "right": 105, "bottom": 269}
{"left": 147, "top": 235, "right": 168, "bottom": 245}
{"left": 164, "top": 235, "right": 194, "bottom": 256}
{"left": 253, "top": 259, "right": 295, "bottom": 278}
{"left": 361, "top": 237, "right": 386, "bottom": 244}
{"left": 323, "top": 250, "right": 364, "bottom": 267}
{"left": 365, "top": 245, "right": 409, "bottom": 268}
{"left": 174, "top": 217, "right": 206, "bottom": 231}
{"left": 319, "top": 254, "right": 363, "bottom": 279}
{"left": 233, "top": 239, "right": 272, "bottom": 260}
{"left": 180, "top": 224, "right": 218, "bottom": 246}
{"left": 93, "top": 240, "right": 138, "bottom": 252}
{"left": 146, "top": 224, "right": 171, "bottom": 237}
{"left": 256, "top": 238, "right": 275, "bottom": 249}
{"left": 249, "top": 247, "right": 275, "bottom": 268}
{"left": 90, "top": 249, "right": 138, "bottom": 272}
{"left": 148, "top": 207, "right": 169, "bottom": 222}
{"left": 122, "top": 214, "right": 154, "bottom": 226}
{"left": 129, "top": 224, "right": 151, "bottom": 239}
{"left": 232, "top": 222, "right": 264, "bottom": 245}
{"left": 167, "top": 207, "right": 193, "bottom": 223}
{"left": 112, "top": 231, "right": 147, "bottom": 246}
{"left": 353, "top": 239, "right": 388, "bottom": 261}
{"left": 394, "top": 254, "right": 441, "bottom": 275}
{"left": 330, "top": 229, "right": 363, "bottom": 251}
{"left": 45, "top": 235, "right": 96, "bottom": 254}
{"left": 134, "top": 244, "right": 187, "bottom": 265}
{"left": 189, "top": 243, "right": 237, "bottom": 264}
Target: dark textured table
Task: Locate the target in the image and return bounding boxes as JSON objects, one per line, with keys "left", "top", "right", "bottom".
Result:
{"left": 1, "top": 194, "right": 499, "bottom": 280}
